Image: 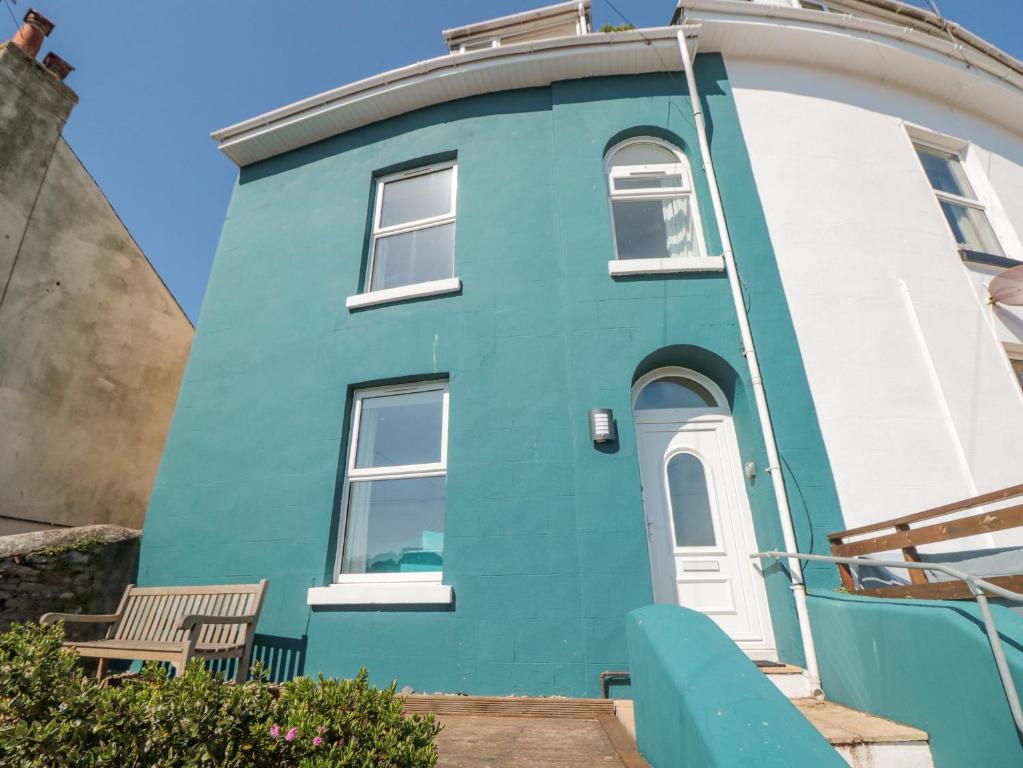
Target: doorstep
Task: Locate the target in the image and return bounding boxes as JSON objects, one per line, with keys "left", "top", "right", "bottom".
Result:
{"left": 793, "top": 698, "right": 933, "bottom": 768}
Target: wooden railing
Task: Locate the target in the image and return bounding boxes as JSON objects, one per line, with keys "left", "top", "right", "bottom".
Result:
{"left": 828, "top": 483, "right": 1023, "bottom": 600}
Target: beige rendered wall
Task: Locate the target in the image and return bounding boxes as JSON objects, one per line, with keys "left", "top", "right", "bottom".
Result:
{"left": 0, "top": 42, "right": 193, "bottom": 531}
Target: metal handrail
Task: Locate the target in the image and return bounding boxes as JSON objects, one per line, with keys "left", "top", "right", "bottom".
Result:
{"left": 752, "top": 550, "right": 1023, "bottom": 736}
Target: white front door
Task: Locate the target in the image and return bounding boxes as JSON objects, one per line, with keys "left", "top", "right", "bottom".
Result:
{"left": 633, "top": 370, "right": 776, "bottom": 658}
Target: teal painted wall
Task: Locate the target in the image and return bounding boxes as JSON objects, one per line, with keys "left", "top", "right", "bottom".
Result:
{"left": 627, "top": 605, "right": 845, "bottom": 768}
{"left": 141, "top": 57, "right": 843, "bottom": 697}
{"left": 811, "top": 592, "right": 1023, "bottom": 767}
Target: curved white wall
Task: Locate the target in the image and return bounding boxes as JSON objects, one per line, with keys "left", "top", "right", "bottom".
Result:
{"left": 726, "top": 57, "right": 1023, "bottom": 545}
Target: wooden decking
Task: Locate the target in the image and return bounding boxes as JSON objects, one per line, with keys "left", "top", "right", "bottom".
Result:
{"left": 405, "top": 695, "right": 647, "bottom": 768}
{"left": 407, "top": 693, "right": 930, "bottom": 768}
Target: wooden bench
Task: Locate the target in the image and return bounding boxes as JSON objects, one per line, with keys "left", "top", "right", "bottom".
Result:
{"left": 829, "top": 483, "right": 1023, "bottom": 599}
{"left": 41, "top": 579, "right": 269, "bottom": 682}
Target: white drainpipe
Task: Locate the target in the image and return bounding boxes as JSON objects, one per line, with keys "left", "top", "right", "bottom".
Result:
{"left": 676, "top": 26, "right": 824, "bottom": 698}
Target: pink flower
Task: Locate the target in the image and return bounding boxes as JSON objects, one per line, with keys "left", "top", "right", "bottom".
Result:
{"left": 285, "top": 727, "right": 298, "bottom": 742}
{"left": 270, "top": 724, "right": 281, "bottom": 739}
{"left": 313, "top": 736, "right": 323, "bottom": 747}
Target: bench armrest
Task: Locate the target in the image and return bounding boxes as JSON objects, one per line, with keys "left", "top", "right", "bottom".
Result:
{"left": 177, "top": 613, "right": 260, "bottom": 632}
{"left": 40, "top": 612, "right": 120, "bottom": 626}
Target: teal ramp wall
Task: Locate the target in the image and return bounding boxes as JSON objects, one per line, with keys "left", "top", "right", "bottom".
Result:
{"left": 140, "top": 57, "right": 842, "bottom": 697}
{"left": 626, "top": 605, "right": 844, "bottom": 768}
{"left": 810, "top": 592, "right": 1023, "bottom": 767}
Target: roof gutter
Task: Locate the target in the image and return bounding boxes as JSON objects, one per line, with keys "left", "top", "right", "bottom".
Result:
{"left": 211, "top": 28, "right": 678, "bottom": 146}
{"left": 674, "top": 0, "right": 1023, "bottom": 92}
{"left": 213, "top": 2, "right": 1023, "bottom": 166}
{"left": 834, "top": 0, "right": 1023, "bottom": 79}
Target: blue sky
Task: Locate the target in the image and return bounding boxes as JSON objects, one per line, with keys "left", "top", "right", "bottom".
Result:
{"left": 5, "top": 0, "right": 1020, "bottom": 321}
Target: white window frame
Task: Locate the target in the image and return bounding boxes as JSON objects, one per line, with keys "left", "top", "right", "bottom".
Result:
{"left": 348, "top": 162, "right": 460, "bottom": 309}
{"left": 308, "top": 380, "right": 452, "bottom": 606}
{"left": 604, "top": 137, "right": 718, "bottom": 276}
{"left": 907, "top": 130, "right": 1011, "bottom": 262}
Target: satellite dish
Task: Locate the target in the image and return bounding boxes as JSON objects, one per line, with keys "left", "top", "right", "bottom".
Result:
{"left": 988, "top": 264, "right": 1023, "bottom": 306}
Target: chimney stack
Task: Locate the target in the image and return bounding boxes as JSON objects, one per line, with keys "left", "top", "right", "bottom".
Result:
{"left": 11, "top": 8, "right": 54, "bottom": 59}
{"left": 42, "top": 52, "right": 73, "bottom": 80}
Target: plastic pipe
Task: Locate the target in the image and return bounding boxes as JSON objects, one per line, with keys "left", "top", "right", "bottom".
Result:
{"left": 676, "top": 26, "right": 823, "bottom": 698}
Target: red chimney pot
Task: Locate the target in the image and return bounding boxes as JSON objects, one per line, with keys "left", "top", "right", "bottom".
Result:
{"left": 41, "top": 51, "right": 73, "bottom": 81}
{"left": 11, "top": 9, "right": 55, "bottom": 60}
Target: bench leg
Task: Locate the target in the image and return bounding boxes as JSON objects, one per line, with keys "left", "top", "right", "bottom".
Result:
{"left": 172, "top": 652, "right": 189, "bottom": 679}
{"left": 95, "top": 658, "right": 107, "bottom": 681}
{"left": 235, "top": 645, "right": 252, "bottom": 684}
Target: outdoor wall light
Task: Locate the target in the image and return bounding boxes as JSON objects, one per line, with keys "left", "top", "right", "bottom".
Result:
{"left": 589, "top": 408, "right": 617, "bottom": 443}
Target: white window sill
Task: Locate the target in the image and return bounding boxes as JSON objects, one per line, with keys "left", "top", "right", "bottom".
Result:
{"left": 306, "top": 581, "right": 453, "bottom": 606}
{"left": 608, "top": 257, "right": 725, "bottom": 276}
{"left": 346, "top": 277, "right": 461, "bottom": 310}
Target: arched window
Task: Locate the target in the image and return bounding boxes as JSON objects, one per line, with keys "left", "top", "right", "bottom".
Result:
{"left": 634, "top": 375, "right": 717, "bottom": 410}
{"left": 606, "top": 138, "right": 705, "bottom": 262}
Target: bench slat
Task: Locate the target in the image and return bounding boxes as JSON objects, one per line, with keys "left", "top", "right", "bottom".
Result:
{"left": 141, "top": 594, "right": 165, "bottom": 641}
{"left": 128, "top": 584, "right": 265, "bottom": 596}
{"left": 116, "top": 596, "right": 140, "bottom": 641}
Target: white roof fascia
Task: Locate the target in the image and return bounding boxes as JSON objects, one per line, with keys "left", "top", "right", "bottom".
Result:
{"left": 678, "top": 0, "right": 1023, "bottom": 137}
{"left": 213, "top": 0, "right": 1023, "bottom": 168}
{"left": 212, "top": 28, "right": 681, "bottom": 167}
{"left": 675, "top": 0, "right": 1023, "bottom": 78}
{"left": 677, "top": 0, "right": 1023, "bottom": 91}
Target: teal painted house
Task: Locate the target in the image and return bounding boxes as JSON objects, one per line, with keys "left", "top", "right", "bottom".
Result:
{"left": 143, "top": 2, "right": 1023, "bottom": 765}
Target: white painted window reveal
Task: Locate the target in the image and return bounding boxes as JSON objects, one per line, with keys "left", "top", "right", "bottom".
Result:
{"left": 308, "top": 381, "right": 451, "bottom": 606}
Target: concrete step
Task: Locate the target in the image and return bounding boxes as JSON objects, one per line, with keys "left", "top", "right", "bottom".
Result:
{"left": 793, "top": 698, "right": 934, "bottom": 768}
{"left": 757, "top": 660, "right": 816, "bottom": 698}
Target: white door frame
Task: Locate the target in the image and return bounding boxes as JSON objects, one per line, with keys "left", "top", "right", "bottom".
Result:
{"left": 632, "top": 366, "right": 777, "bottom": 659}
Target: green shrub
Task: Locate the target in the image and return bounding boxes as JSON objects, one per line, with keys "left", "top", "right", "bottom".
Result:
{"left": 0, "top": 622, "right": 440, "bottom": 768}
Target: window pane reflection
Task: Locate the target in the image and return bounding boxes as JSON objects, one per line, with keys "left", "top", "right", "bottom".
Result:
{"left": 380, "top": 168, "right": 453, "bottom": 228}
{"left": 355, "top": 390, "right": 444, "bottom": 468}
{"left": 371, "top": 222, "right": 455, "bottom": 290}
{"left": 341, "top": 477, "right": 445, "bottom": 574}
{"left": 635, "top": 377, "right": 716, "bottom": 410}
{"left": 611, "top": 198, "right": 695, "bottom": 260}
{"left": 939, "top": 201, "right": 1004, "bottom": 256}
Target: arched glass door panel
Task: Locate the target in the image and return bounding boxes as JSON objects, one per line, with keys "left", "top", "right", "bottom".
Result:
{"left": 665, "top": 452, "right": 716, "bottom": 548}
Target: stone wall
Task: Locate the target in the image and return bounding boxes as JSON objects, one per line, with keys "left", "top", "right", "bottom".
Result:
{"left": 0, "top": 525, "right": 140, "bottom": 639}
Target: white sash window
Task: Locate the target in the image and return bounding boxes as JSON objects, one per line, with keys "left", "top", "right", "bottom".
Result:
{"left": 606, "top": 139, "right": 706, "bottom": 263}
{"left": 336, "top": 382, "right": 448, "bottom": 581}
{"left": 913, "top": 142, "right": 1005, "bottom": 259}
{"left": 368, "top": 163, "right": 457, "bottom": 291}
